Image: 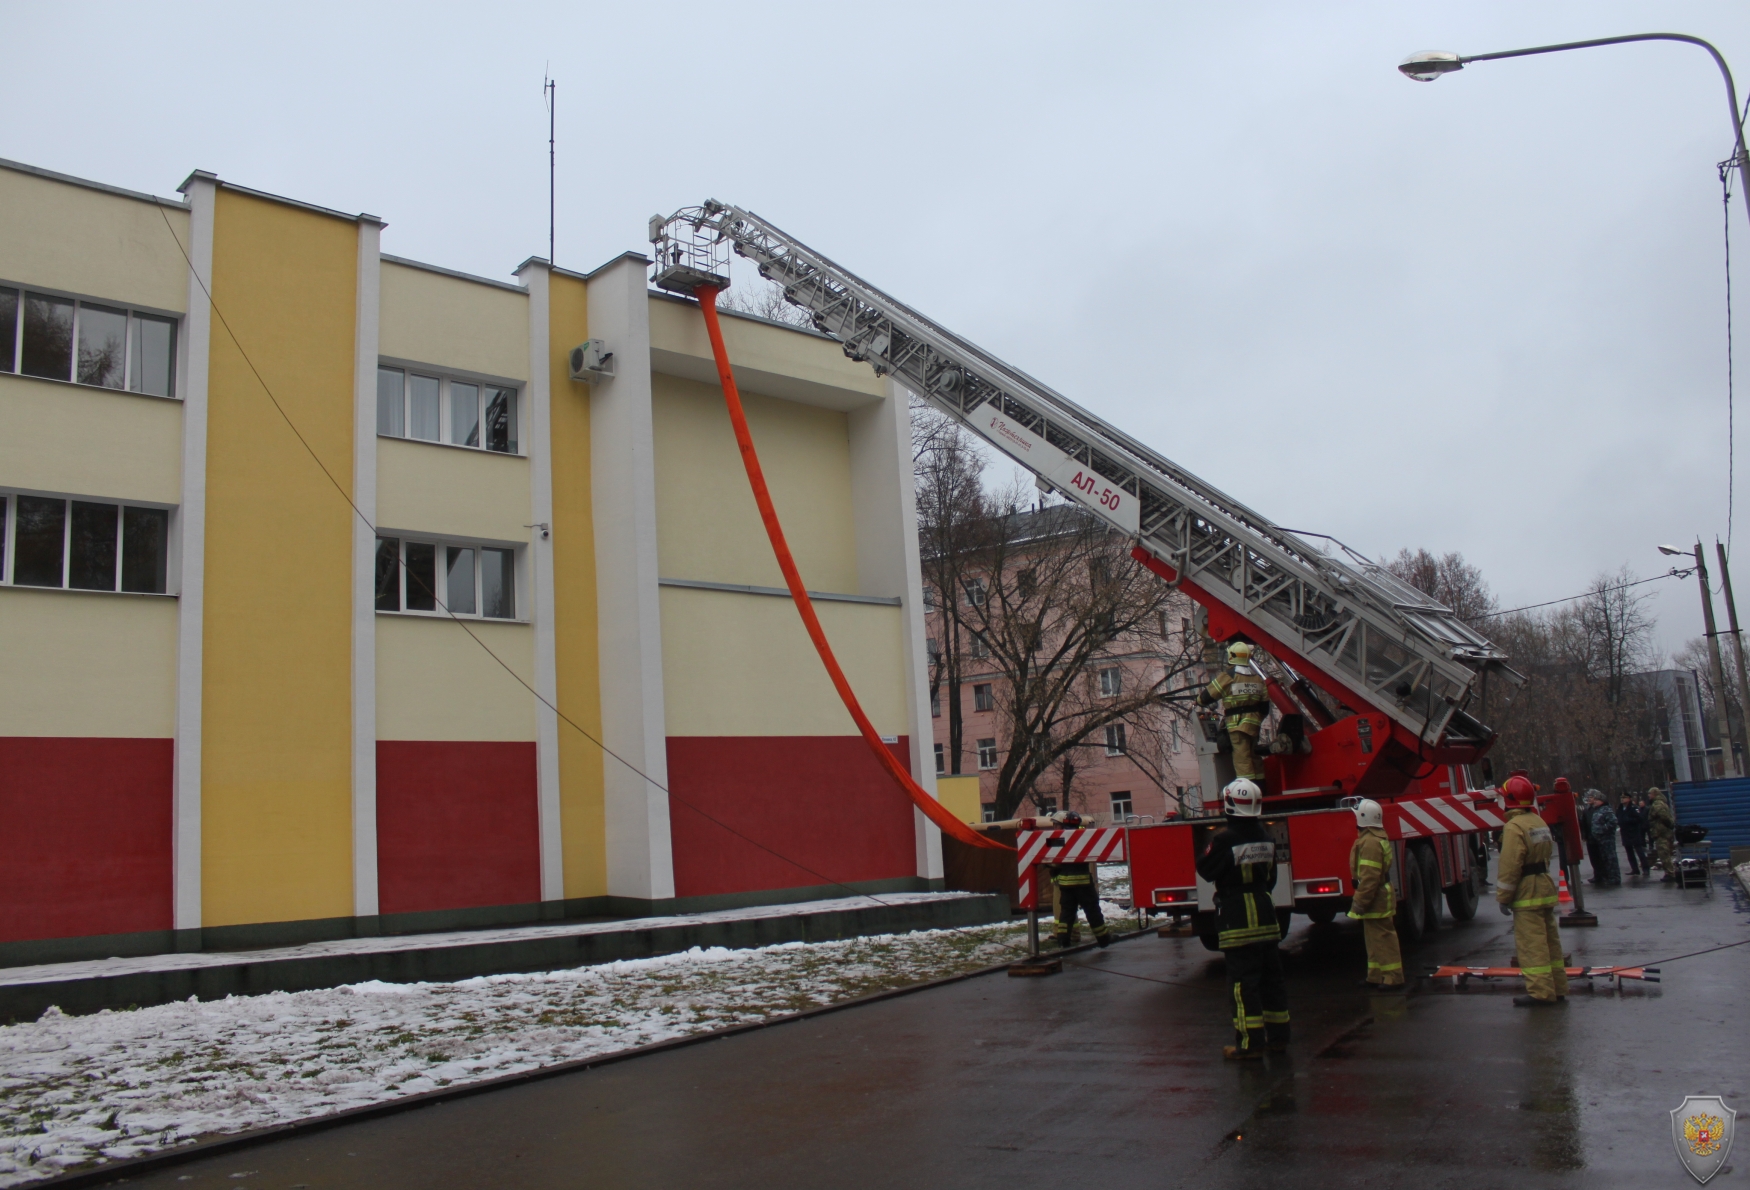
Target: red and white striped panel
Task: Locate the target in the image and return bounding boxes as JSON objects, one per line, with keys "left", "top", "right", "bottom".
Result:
{"left": 1384, "top": 794, "right": 1506, "bottom": 839}
{"left": 1015, "top": 828, "right": 1127, "bottom": 909}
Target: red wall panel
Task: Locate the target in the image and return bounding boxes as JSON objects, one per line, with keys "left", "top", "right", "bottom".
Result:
{"left": 0, "top": 737, "right": 174, "bottom": 943}
{"left": 376, "top": 741, "right": 540, "bottom": 916}
{"left": 667, "top": 736, "right": 917, "bottom": 899}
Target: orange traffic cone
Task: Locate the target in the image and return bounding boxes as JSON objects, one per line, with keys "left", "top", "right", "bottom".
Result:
{"left": 1557, "top": 869, "right": 1573, "bottom": 904}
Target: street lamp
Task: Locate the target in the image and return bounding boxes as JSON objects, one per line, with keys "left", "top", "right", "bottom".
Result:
{"left": 1659, "top": 543, "right": 1740, "bottom": 777}
{"left": 1397, "top": 34, "right": 1750, "bottom": 231}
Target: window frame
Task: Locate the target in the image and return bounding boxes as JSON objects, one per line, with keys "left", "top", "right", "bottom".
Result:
{"left": 1109, "top": 791, "right": 1134, "bottom": 820}
{"left": 1104, "top": 723, "right": 1128, "bottom": 756}
{"left": 0, "top": 490, "right": 175, "bottom": 595}
{"left": 934, "top": 743, "right": 945, "bottom": 774}
{"left": 373, "top": 533, "right": 524, "bottom": 622}
{"left": 973, "top": 682, "right": 995, "bottom": 712}
{"left": 1097, "top": 665, "right": 1122, "bottom": 697}
{"left": 976, "top": 737, "right": 999, "bottom": 770}
{"left": 377, "top": 360, "right": 522, "bottom": 457}
{"left": 0, "top": 279, "right": 179, "bottom": 399}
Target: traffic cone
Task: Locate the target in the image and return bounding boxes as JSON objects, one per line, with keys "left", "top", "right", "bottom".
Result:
{"left": 1557, "top": 869, "right": 1572, "bottom": 904}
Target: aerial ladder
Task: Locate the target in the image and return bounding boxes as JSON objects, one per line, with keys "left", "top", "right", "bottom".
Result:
{"left": 650, "top": 201, "right": 1537, "bottom": 946}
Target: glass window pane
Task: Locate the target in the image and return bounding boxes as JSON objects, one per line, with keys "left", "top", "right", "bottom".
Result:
{"left": 374, "top": 536, "right": 400, "bottom": 611}
{"left": 450, "top": 382, "right": 480, "bottom": 447}
{"left": 481, "top": 547, "right": 515, "bottom": 618}
{"left": 376, "top": 367, "right": 404, "bottom": 437}
{"left": 14, "top": 496, "right": 66, "bottom": 587}
{"left": 405, "top": 541, "right": 436, "bottom": 610}
{"left": 69, "top": 501, "right": 119, "bottom": 589}
{"left": 121, "top": 506, "right": 169, "bottom": 593}
{"left": 129, "top": 314, "right": 175, "bottom": 397}
{"left": 409, "top": 375, "right": 440, "bottom": 441}
{"left": 21, "top": 293, "right": 74, "bottom": 381}
{"left": 0, "top": 287, "right": 16, "bottom": 373}
{"left": 485, "top": 387, "right": 517, "bottom": 453}
{"left": 77, "top": 304, "right": 128, "bottom": 389}
{"left": 447, "top": 546, "right": 476, "bottom": 614}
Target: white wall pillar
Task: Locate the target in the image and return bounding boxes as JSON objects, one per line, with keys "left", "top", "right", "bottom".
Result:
{"left": 519, "top": 262, "right": 566, "bottom": 903}
{"left": 172, "top": 171, "right": 217, "bottom": 938}
{"left": 350, "top": 215, "right": 384, "bottom": 920}
{"left": 586, "top": 258, "right": 674, "bottom": 904}
{"left": 851, "top": 379, "right": 943, "bottom": 881}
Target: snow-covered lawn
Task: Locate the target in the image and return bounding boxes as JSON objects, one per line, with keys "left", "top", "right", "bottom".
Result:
{"left": 0, "top": 922, "right": 1043, "bottom": 1186}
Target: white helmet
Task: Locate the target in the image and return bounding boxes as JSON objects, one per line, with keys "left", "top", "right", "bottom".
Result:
{"left": 1352, "top": 798, "right": 1383, "bottom": 829}
{"left": 1222, "top": 778, "right": 1263, "bottom": 818}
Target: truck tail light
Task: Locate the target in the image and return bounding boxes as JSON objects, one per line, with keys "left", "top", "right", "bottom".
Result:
{"left": 1152, "top": 887, "right": 1194, "bottom": 905}
{"left": 1293, "top": 878, "right": 1344, "bottom": 897}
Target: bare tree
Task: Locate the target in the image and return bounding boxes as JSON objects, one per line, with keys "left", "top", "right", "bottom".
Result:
{"left": 721, "top": 278, "right": 815, "bottom": 328}
{"left": 1386, "top": 548, "right": 1498, "bottom": 622}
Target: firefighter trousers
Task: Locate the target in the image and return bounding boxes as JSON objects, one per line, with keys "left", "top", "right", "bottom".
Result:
{"left": 1362, "top": 916, "right": 1404, "bottom": 986}
{"left": 1053, "top": 883, "right": 1109, "bottom": 943}
{"left": 1512, "top": 905, "right": 1568, "bottom": 1002}
{"left": 1224, "top": 940, "right": 1289, "bottom": 1052}
{"left": 1228, "top": 730, "right": 1263, "bottom": 780}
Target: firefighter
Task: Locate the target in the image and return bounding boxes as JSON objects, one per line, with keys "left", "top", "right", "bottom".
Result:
{"left": 1198, "top": 641, "right": 1271, "bottom": 782}
{"left": 1347, "top": 798, "right": 1403, "bottom": 991}
{"left": 1647, "top": 786, "right": 1677, "bottom": 883}
{"left": 1495, "top": 774, "right": 1567, "bottom": 1007}
{"left": 1043, "top": 813, "right": 1111, "bottom": 949}
{"left": 1195, "top": 778, "right": 1290, "bottom": 1058}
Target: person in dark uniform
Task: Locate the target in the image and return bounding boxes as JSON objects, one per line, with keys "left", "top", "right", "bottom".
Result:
{"left": 1195, "top": 778, "right": 1289, "bottom": 1059}
{"left": 1045, "top": 815, "right": 1112, "bottom": 949}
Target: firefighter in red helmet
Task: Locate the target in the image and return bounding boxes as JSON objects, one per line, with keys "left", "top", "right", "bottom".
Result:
{"left": 1496, "top": 774, "right": 1567, "bottom": 1007}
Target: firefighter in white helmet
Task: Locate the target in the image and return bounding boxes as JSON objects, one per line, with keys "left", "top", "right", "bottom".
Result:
{"left": 1195, "top": 778, "right": 1290, "bottom": 1059}
{"left": 1347, "top": 799, "right": 1404, "bottom": 991}
{"left": 1197, "top": 641, "right": 1271, "bottom": 783}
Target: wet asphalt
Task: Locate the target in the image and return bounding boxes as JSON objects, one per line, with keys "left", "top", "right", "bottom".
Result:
{"left": 93, "top": 872, "right": 1749, "bottom": 1190}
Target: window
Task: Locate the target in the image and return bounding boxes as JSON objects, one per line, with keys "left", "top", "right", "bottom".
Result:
{"left": 1, "top": 494, "right": 169, "bottom": 593}
{"left": 377, "top": 365, "right": 518, "bottom": 454}
{"left": 926, "top": 637, "right": 941, "bottom": 664}
{"left": 375, "top": 536, "right": 517, "bottom": 619}
{"left": 982, "top": 806, "right": 998, "bottom": 823}
{"left": 1104, "top": 723, "right": 1127, "bottom": 756}
{"left": 1098, "top": 666, "right": 1121, "bottom": 697}
{"left": 1032, "top": 796, "right": 1057, "bottom": 814}
{"left": 1016, "top": 569, "right": 1036, "bottom": 598}
{"left": 1020, "top": 621, "right": 1041, "bottom": 653}
{"left": 973, "top": 683, "right": 995, "bottom": 712}
{"left": 1110, "top": 791, "right": 1133, "bottom": 819}
{"left": 969, "top": 632, "right": 990, "bottom": 659}
{"left": 976, "top": 737, "right": 999, "bottom": 770}
{"left": 922, "top": 585, "right": 937, "bottom": 611}
{"left": 930, "top": 688, "right": 941, "bottom": 718}
{"left": 0, "top": 285, "right": 176, "bottom": 397}
{"left": 934, "top": 743, "right": 945, "bottom": 774}
{"left": 1170, "top": 717, "right": 1182, "bottom": 753}
{"left": 963, "top": 576, "right": 986, "bottom": 607}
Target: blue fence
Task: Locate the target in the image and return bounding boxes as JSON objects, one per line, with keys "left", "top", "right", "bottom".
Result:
{"left": 1669, "top": 778, "right": 1750, "bottom": 863}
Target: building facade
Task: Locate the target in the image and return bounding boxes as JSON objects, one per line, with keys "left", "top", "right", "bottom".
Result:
{"left": 0, "top": 158, "right": 941, "bottom": 964}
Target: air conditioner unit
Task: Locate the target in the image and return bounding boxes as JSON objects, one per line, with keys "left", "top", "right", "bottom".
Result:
{"left": 569, "top": 339, "right": 614, "bottom": 383}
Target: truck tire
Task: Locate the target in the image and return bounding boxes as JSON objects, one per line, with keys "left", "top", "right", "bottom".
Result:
{"left": 1276, "top": 907, "right": 1293, "bottom": 939}
{"left": 1444, "top": 850, "right": 1481, "bottom": 921}
{"left": 1417, "top": 845, "right": 1442, "bottom": 930}
{"left": 1195, "top": 912, "right": 1222, "bottom": 952}
{"left": 1306, "top": 904, "right": 1339, "bottom": 925}
{"left": 1396, "top": 847, "right": 1428, "bottom": 945}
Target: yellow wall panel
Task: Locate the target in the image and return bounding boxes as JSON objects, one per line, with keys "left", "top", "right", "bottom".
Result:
{"left": 549, "top": 273, "right": 605, "bottom": 900}
{"left": 376, "top": 437, "right": 530, "bottom": 544}
{"left": 652, "top": 375, "right": 859, "bottom": 593}
{"left": 0, "top": 167, "right": 188, "bottom": 313}
{"left": 380, "top": 262, "right": 528, "bottom": 382}
{"left": 201, "top": 190, "right": 357, "bottom": 928}
{"left": 0, "top": 589, "right": 176, "bottom": 737}
{"left": 658, "top": 587, "right": 907, "bottom": 738}
{"left": 0, "top": 376, "right": 182, "bottom": 505}
{"left": 376, "top": 615, "right": 536, "bottom": 741}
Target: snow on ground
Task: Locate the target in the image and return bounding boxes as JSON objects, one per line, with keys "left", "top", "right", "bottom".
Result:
{"left": 0, "top": 923, "right": 1031, "bottom": 1186}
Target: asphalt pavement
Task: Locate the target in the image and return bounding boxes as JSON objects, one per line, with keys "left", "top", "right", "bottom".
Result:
{"left": 87, "top": 872, "right": 1750, "bottom": 1190}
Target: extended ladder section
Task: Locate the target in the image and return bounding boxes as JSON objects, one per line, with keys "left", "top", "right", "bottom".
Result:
{"left": 650, "top": 202, "right": 1524, "bottom": 755}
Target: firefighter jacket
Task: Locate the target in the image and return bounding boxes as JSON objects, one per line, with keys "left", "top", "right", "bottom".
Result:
{"left": 1648, "top": 795, "right": 1675, "bottom": 840}
{"left": 1047, "top": 860, "right": 1093, "bottom": 888}
{"left": 1198, "top": 665, "right": 1270, "bottom": 737}
{"left": 1495, "top": 807, "right": 1559, "bottom": 910}
{"left": 1196, "top": 817, "right": 1281, "bottom": 948}
{"left": 1347, "top": 828, "right": 1395, "bottom": 920}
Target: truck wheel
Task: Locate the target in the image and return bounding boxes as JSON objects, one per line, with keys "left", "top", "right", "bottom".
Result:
{"left": 1396, "top": 848, "right": 1428, "bottom": 945}
{"left": 1306, "top": 904, "right": 1338, "bottom": 925}
{"left": 1444, "top": 853, "right": 1480, "bottom": 921}
{"left": 1195, "top": 912, "right": 1222, "bottom": 952}
{"left": 1417, "top": 845, "right": 1442, "bottom": 930}
{"left": 1276, "top": 907, "right": 1293, "bottom": 938}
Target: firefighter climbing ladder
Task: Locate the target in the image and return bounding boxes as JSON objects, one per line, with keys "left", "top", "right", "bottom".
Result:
{"left": 650, "top": 203, "right": 1524, "bottom": 752}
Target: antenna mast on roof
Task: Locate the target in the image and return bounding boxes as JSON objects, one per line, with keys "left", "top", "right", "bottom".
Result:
{"left": 543, "top": 72, "right": 556, "bottom": 265}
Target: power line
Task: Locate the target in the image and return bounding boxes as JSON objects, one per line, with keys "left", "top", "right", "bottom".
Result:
{"left": 1473, "top": 567, "right": 1692, "bottom": 620}
{"left": 155, "top": 203, "right": 904, "bottom": 909}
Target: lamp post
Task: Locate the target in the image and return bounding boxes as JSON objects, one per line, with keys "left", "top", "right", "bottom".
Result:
{"left": 1398, "top": 35, "right": 1750, "bottom": 234}
{"left": 1661, "top": 543, "right": 1741, "bottom": 776}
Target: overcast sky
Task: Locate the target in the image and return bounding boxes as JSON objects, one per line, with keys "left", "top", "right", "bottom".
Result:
{"left": 6, "top": 1, "right": 1750, "bottom": 660}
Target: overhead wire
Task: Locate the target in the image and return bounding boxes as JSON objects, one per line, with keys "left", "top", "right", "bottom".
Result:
{"left": 152, "top": 202, "right": 913, "bottom": 911}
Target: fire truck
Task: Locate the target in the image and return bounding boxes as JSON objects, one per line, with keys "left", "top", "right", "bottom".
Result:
{"left": 649, "top": 203, "right": 1537, "bottom": 941}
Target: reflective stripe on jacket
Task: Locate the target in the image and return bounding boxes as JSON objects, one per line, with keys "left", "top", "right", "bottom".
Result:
{"left": 1496, "top": 808, "right": 1559, "bottom": 910}
{"left": 1199, "top": 668, "right": 1270, "bottom": 736}
{"left": 1196, "top": 819, "right": 1281, "bottom": 948}
{"left": 1347, "top": 829, "right": 1395, "bottom": 920}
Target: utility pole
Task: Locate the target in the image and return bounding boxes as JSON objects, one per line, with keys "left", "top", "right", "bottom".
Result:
{"left": 1693, "top": 542, "right": 1739, "bottom": 777}
{"left": 1715, "top": 541, "right": 1750, "bottom": 774}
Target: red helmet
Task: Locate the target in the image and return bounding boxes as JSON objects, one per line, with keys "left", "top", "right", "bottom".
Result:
{"left": 1501, "top": 774, "right": 1537, "bottom": 808}
{"left": 1551, "top": 777, "right": 1571, "bottom": 795}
